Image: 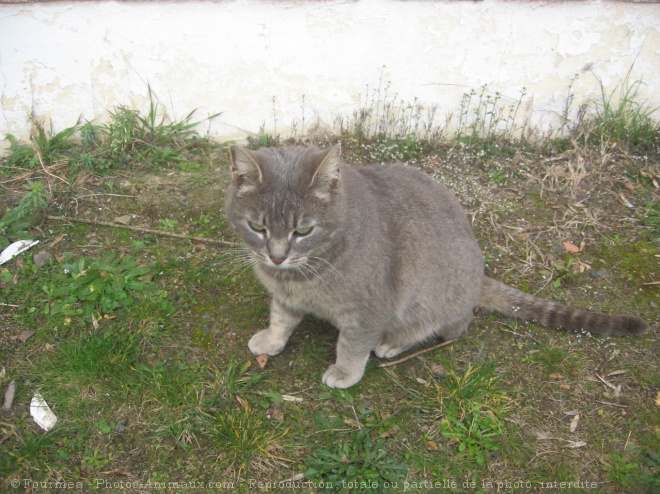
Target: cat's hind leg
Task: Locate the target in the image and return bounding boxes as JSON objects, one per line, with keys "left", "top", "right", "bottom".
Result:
{"left": 375, "top": 318, "right": 471, "bottom": 359}
{"left": 248, "top": 298, "right": 304, "bottom": 356}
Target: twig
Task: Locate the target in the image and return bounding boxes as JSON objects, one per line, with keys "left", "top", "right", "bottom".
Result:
{"left": 595, "top": 400, "right": 627, "bottom": 408}
{"left": 623, "top": 430, "right": 632, "bottom": 451}
{"left": 378, "top": 339, "right": 457, "bottom": 368}
{"left": 32, "top": 144, "right": 69, "bottom": 187}
{"left": 74, "top": 193, "right": 137, "bottom": 200}
{"left": 47, "top": 215, "right": 238, "bottom": 247}
{"left": 0, "top": 303, "right": 20, "bottom": 308}
{"left": 0, "top": 161, "right": 69, "bottom": 186}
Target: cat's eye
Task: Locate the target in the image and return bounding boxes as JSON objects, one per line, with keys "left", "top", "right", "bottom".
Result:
{"left": 248, "top": 221, "right": 266, "bottom": 232}
{"left": 294, "top": 225, "right": 313, "bottom": 236}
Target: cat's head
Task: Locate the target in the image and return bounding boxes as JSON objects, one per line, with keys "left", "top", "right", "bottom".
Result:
{"left": 224, "top": 144, "right": 346, "bottom": 273}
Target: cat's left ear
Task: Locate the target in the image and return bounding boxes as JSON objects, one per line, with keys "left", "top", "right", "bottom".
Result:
{"left": 311, "top": 144, "right": 341, "bottom": 200}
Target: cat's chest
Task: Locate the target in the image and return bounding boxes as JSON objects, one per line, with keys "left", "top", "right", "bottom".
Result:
{"left": 255, "top": 268, "right": 338, "bottom": 316}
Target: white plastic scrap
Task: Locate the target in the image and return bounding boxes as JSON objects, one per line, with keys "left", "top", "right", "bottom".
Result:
{"left": 30, "top": 392, "right": 58, "bottom": 431}
{"left": 0, "top": 240, "right": 40, "bottom": 265}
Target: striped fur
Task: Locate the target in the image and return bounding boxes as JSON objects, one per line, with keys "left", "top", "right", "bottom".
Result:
{"left": 479, "top": 277, "right": 648, "bottom": 336}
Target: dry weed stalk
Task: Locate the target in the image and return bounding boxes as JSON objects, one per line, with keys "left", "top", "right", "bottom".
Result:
{"left": 539, "top": 154, "right": 589, "bottom": 199}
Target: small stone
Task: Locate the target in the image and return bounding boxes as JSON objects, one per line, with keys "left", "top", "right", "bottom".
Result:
{"left": 115, "top": 418, "right": 127, "bottom": 432}
{"left": 33, "top": 250, "right": 54, "bottom": 269}
{"left": 589, "top": 269, "right": 610, "bottom": 279}
{"left": 114, "top": 215, "right": 133, "bottom": 226}
{"left": 2, "top": 380, "right": 16, "bottom": 413}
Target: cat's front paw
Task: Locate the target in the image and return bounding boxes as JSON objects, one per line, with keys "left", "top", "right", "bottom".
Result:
{"left": 322, "top": 364, "right": 363, "bottom": 389}
{"left": 248, "top": 329, "right": 287, "bottom": 356}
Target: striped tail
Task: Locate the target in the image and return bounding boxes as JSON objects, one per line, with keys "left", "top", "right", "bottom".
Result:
{"left": 478, "top": 277, "right": 648, "bottom": 337}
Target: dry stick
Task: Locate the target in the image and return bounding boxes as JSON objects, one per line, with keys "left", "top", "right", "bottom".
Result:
{"left": 47, "top": 215, "right": 238, "bottom": 247}
{"left": 0, "top": 161, "right": 69, "bottom": 186}
{"left": 378, "top": 338, "right": 457, "bottom": 368}
{"left": 33, "top": 144, "right": 70, "bottom": 187}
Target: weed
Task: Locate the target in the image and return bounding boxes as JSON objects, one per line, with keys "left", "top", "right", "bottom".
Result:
{"left": 332, "top": 68, "right": 445, "bottom": 152}
{"left": 81, "top": 449, "right": 113, "bottom": 471}
{"left": 220, "top": 360, "right": 265, "bottom": 395}
{"left": 590, "top": 76, "right": 660, "bottom": 153}
{"left": 603, "top": 452, "right": 640, "bottom": 487}
{"left": 31, "top": 118, "right": 80, "bottom": 165}
{"left": 159, "top": 218, "right": 180, "bottom": 233}
{"left": 2, "top": 134, "right": 38, "bottom": 170}
{"left": 42, "top": 253, "right": 162, "bottom": 322}
{"left": 1, "top": 86, "right": 220, "bottom": 176}
{"left": 641, "top": 200, "right": 660, "bottom": 241}
{"left": 439, "top": 401, "right": 503, "bottom": 466}
{"left": 304, "top": 427, "right": 408, "bottom": 491}
{"left": 246, "top": 132, "right": 280, "bottom": 149}
{"left": 456, "top": 85, "right": 528, "bottom": 151}
{"left": 209, "top": 407, "right": 287, "bottom": 478}
{"left": 489, "top": 169, "right": 507, "bottom": 184}
{"left": 430, "top": 358, "right": 515, "bottom": 466}
{"left": 0, "top": 181, "right": 48, "bottom": 248}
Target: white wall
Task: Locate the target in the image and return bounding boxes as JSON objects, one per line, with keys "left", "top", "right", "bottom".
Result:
{"left": 1, "top": 0, "right": 659, "bottom": 148}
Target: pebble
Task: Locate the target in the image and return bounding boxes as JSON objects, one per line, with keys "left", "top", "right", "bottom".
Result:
{"left": 589, "top": 269, "right": 610, "bottom": 279}
{"left": 114, "top": 215, "right": 133, "bottom": 226}
{"left": 115, "top": 418, "right": 127, "bottom": 432}
{"left": 33, "top": 250, "right": 54, "bottom": 269}
{"left": 2, "top": 380, "right": 16, "bottom": 413}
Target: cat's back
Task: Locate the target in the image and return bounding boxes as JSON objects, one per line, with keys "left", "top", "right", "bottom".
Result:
{"left": 347, "top": 163, "right": 472, "bottom": 232}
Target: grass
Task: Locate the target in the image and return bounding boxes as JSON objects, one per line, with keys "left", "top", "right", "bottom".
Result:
{"left": 0, "top": 79, "right": 659, "bottom": 493}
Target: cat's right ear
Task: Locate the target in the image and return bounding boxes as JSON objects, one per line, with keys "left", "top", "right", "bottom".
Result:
{"left": 229, "top": 145, "right": 263, "bottom": 191}
{"left": 310, "top": 143, "right": 342, "bottom": 201}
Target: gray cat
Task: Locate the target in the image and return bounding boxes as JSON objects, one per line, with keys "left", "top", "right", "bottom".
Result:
{"left": 224, "top": 144, "right": 647, "bottom": 389}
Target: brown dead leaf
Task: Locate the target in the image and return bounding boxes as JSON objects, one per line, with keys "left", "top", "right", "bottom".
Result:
{"left": 235, "top": 394, "right": 250, "bottom": 411}
{"left": 49, "top": 234, "right": 65, "bottom": 248}
{"left": 654, "top": 391, "right": 660, "bottom": 407}
{"left": 573, "top": 260, "right": 591, "bottom": 273}
{"left": 256, "top": 354, "right": 269, "bottom": 369}
{"left": 561, "top": 241, "right": 580, "bottom": 253}
{"left": 343, "top": 418, "right": 360, "bottom": 428}
{"left": 560, "top": 383, "right": 571, "bottom": 390}
{"left": 607, "top": 370, "right": 628, "bottom": 377}
{"left": 569, "top": 414, "right": 580, "bottom": 433}
{"left": 549, "top": 373, "right": 563, "bottom": 379}
{"left": 44, "top": 343, "right": 56, "bottom": 352}
{"left": 426, "top": 440, "right": 439, "bottom": 451}
{"left": 18, "top": 330, "right": 35, "bottom": 343}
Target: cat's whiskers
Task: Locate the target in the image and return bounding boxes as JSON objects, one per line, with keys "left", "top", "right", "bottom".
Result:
{"left": 220, "top": 247, "right": 263, "bottom": 279}
{"left": 292, "top": 264, "right": 312, "bottom": 281}
{"left": 302, "top": 262, "right": 324, "bottom": 280}
{"left": 297, "top": 261, "right": 321, "bottom": 281}
{"left": 308, "top": 255, "right": 344, "bottom": 280}
{"left": 224, "top": 258, "right": 258, "bottom": 279}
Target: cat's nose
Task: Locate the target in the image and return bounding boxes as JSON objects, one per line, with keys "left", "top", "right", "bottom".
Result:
{"left": 270, "top": 256, "right": 286, "bottom": 265}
